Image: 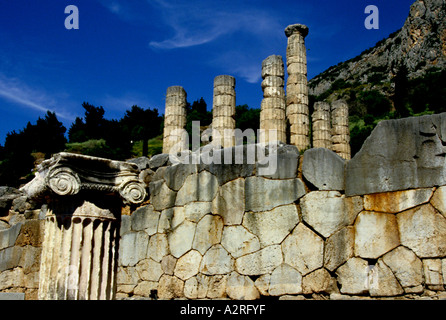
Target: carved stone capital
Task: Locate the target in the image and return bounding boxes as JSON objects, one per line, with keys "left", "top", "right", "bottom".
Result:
{"left": 21, "top": 152, "right": 147, "bottom": 205}
{"left": 284, "top": 23, "right": 309, "bottom": 38}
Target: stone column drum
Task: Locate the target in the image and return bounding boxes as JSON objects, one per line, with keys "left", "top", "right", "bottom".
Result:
{"left": 312, "top": 101, "right": 332, "bottom": 149}
{"left": 331, "top": 100, "right": 351, "bottom": 160}
{"left": 162, "top": 86, "right": 188, "bottom": 154}
{"left": 285, "top": 24, "right": 310, "bottom": 151}
{"left": 259, "top": 55, "right": 286, "bottom": 144}
{"left": 212, "top": 75, "right": 236, "bottom": 148}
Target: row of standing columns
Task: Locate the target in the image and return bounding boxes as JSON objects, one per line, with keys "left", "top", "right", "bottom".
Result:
{"left": 161, "top": 23, "right": 351, "bottom": 160}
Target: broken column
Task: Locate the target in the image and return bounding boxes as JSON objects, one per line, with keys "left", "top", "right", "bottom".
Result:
{"left": 212, "top": 75, "right": 236, "bottom": 148}
{"left": 312, "top": 101, "right": 332, "bottom": 149}
{"left": 162, "top": 86, "right": 188, "bottom": 154}
{"left": 21, "top": 152, "right": 147, "bottom": 300}
{"left": 285, "top": 23, "right": 310, "bottom": 151}
{"left": 259, "top": 55, "right": 286, "bottom": 144}
{"left": 331, "top": 100, "right": 351, "bottom": 160}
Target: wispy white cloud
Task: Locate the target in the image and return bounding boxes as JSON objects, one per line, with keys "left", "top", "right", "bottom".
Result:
{"left": 0, "top": 74, "right": 75, "bottom": 121}
{"left": 148, "top": 0, "right": 283, "bottom": 50}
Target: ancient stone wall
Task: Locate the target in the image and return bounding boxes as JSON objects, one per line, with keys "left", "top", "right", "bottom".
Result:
{"left": 1, "top": 113, "right": 446, "bottom": 300}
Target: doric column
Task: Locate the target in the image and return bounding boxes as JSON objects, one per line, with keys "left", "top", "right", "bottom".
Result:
{"left": 21, "top": 152, "right": 147, "bottom": 300}
{"left": 331, "top": 100, "right": 351, "bottom": 160}
{"left": 212, "top": 75, "right": 236, "bottom": 148}
{"left": 259, "top": 55, "right": 286, "bottom": 144}
{"left": 163, "top": 86, "right": 188, "bottom": 154}
{"left": 312, "top": 101, "right": 332, "bottom": 149}
{"left": 285, "top": 23, "right": 310, "bottom": 151}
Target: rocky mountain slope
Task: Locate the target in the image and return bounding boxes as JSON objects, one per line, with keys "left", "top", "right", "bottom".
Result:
{"left": 309, "top": 0, "right": 446, "bottom": 99}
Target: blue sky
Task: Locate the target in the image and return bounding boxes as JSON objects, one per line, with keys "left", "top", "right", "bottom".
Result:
{"left": 0, "top": 0, "right": 415, "bottom": 144}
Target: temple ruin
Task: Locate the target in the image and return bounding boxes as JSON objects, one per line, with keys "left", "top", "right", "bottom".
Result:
{"left": 1, "top": 22, "right": 446, "bottom": 302}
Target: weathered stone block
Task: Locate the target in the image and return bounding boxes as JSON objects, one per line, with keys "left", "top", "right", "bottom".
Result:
{"left": 281, "top": 224, "right": 324, "bottom": 275}
{"left": 346, "top": 113, "right": 446, "bottom": 196}
{"left": 131, "top": 205, "right": 159, "bottom": 235}
{"left": 199, "top": 244, "right": 233, "bottom": 275}
{"left": 149, "top": 181, "right": 176, "bottom": 211}
{"left": 0, "top": 223, "right": 22, "bottom": 250}
{"left": 335, "top": 257, "right": 369, "bottom": 295}
{"left": 174, "top": 250, "right": 202, "bottom": 280}
{"left": 354, "top": 211, "right": 400, "bottom": 259}
{"left": 175, "top": 171, "right": 218, "bottom": 205}
{"left": 193, "top": 214, "right": 224, "bottom": 255}
{"left": 226, "top": 271, "right": 260, "bottom": 300}
{"left": 221, "top": 226, "right": 260, "bottom": 259}
{"left": 136, "top": 258, "right": 163, "bottom": 282}
{"left": 364, "top": 188, "right": 433, "bottom": 213}
{"left": 268, "top": 264, "right": 302, "bottom": 296}
{"left": 382, "top": 246, "right": 423, "bottom": 290}
{"left": 147, "top": 233, "right": 169, "bottom": 262}
{"left": 302, "top": 268, "right": 336, "bottom": 294}
{"left": 300, "top": 191, "right": 360, "bottom": 238}
{"left": 302, "top": 148, "right": 345, "bottom": 191}
{"left": 324, "top": 226, "right": 355, "bottom": 272}
{"left": 158, "top": 275, "right": 184, "bottom": 300}
{"left": 431, "top": 186, "right": 446, "bottom": 218}
{"left": 423, "top": 259, "right": 444, "bottom": 290}
{"left": 168, "top": 220, "right": 196, "bottom": 258}
{"left": 119, "top": 231, "right": 149, "bottom": 266}
{"left": 242, "top": 204, "right": 299, "bottom": 247}
{"left": 212, "top": 178, "right": 245, "bottom": 225}
{"left": 245, "top": 176, "right": 306, "bottom": 212}
{"left": 397, "top": 204, "right": 446, "bottom": 258}
{"left": 235, "top": 245, "right": 283, "bottom": 275}
{"left": 368, "top": 260, "right": 404, "bottom": 297}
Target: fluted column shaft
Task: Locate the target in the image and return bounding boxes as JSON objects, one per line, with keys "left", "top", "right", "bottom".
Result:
{"left": 285, "top": 24, "right": 310, "bottom": 151}
{"left": 163, "top": 86, "right": 188, "bottom": 154}
{"left": 38, "top": 199, "right": 119, "bottom": 300}
{"left": 212, "top": 75, "right": 236, "bottom": 148}
{"left": 259, "top": 55, "right": 286, "bottom": 144}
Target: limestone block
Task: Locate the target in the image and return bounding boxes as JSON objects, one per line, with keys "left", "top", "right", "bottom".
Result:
{"left": 193, "top": 214, "right": 224, "bottom": 255}
{"left": 164, "top": 163, "right": 198, "bottom": 191}
{"left": 161, "top": 255, "right": 177, "bottom": 275}
{"left": 260, "top": 97, "right": 286, "bottom": 110}
{"left": 235, "top": 245, "right": 283, "bottom": 275}
{"left": 286, "top": 103, "right": 309, "bottom": 116}
{"left": 364, "top": 188, "right": 433, "bottom": 213}
{"left": 345, "top": 113, "right": 446, "bottom": 196}
{"left": 254, "top": 274, "right": 271, "bottom": 296}
{"left": 136, "top": 258, "right": 163, "bottom": 282}
{"left": 354, "top": 211, "right": 400, "bottom": 259}
{"left": 302, "top": 148, "right": 345, "bottom": 191}
{"left": 148, "top": 153, "right": 169, "bottom": 169}
{"left": 382, "top": 246, "right": 423, "bottom": 290}
{"left": 245, "top": 176, "right": 306, "bottom": 212}
{"left": 174, "top": 250, "right": 202, "bottom": 280}
{"left": 301, "top": 191, "right": 360, "bottom": 238}
{"left": 302, "top": 268, "right": 336, "bottom": 294}
{"left": 260, "top": 107, "right": 286, "bottom": 120}
{"left": 157, "top": 275, "right": 184, "bottom": 300}
{"left": 147, "top": 233, "right": 169, "bottom": 262}
{"left": 242, "top": 204, "right": 299, "bottom": 247}
{"left": 0, "top": 246, "right": 22, "bottom": 272}
{"left": 117, "top": 266, "right": 139, "bottom": 286}
{"left": 261, "top": 76, "right": 284, "bottom": 89}
{"left": 368, "top": 259, "right": 404, "bottom": 297}
{"left": 268, "top": 264, "right": 303, "bottom": 296}
{"left": 168, "top": 220, "right": 196, "bottom": 258}
{"left": 335, "top": 257, "right": 370, "bottom": 295}
{"left": 431, "top": 186, "right": 446, "bottom": 218}
{"left": 226, "top": 272, "right": 260, "bottom": 300}
{"left": 131, "top": 205, "right": 159, "bottom": 235}
{"left": 212, "top": 178, "right": 245, "bottom": 225}
{"left": 149, "top": 181, "right": 176, "bottom": 211}
{"left": 397, "top": 204, "right": 446, "bottom": 258}
{"left": 133, "top": 281, "right": 158, "bottom": 297}
{"left": 119, "top": 231, "right": 149, "bottom": 267}
{"left": 281, "top": 224, "right": 324, "bottom": 275}
{"left": 0, "top": 268, "right": 24, "bottom": 291}
{"left": 423, "top": 259, "right": 444, "bottom": 290}
{"left": 184, "top": 202, "right": 212, "bottom": 223}
{"left": 0, "top": 222, "right": 22, "bottom": 250}
{"left": 158, "top": 208, "right": 174, "bottom": 233}
{"left": 221, "top": 226, "right": 261, "bottom": 258}
{"left": 256, "top": 145, "right": 299, "bottom": 179}
{"left": 324, "top": 226, "right": 355, "bottom": 272}
{"left": 175, "top": 171, "right": 218, "bottom": 205}
{"left": 199, "top": 244, "right": 234, "bottom": 275}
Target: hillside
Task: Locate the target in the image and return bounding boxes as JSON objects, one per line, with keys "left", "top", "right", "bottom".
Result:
{"left": 308, "top": 0, "right": 446, "bottom": 154}
{"left": 310, "top": 0, "right": 445, "bottom": 98}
